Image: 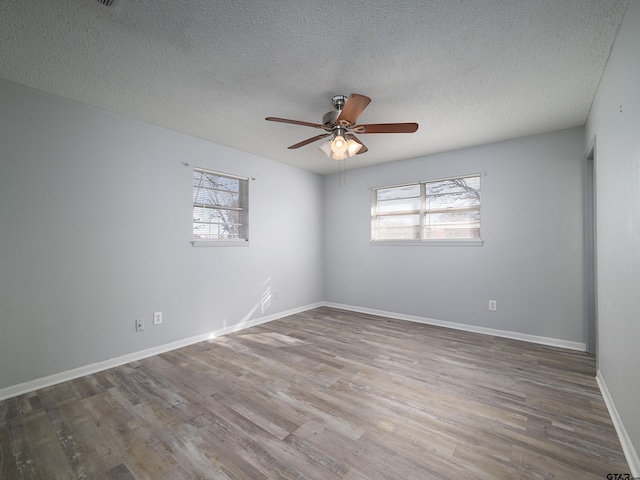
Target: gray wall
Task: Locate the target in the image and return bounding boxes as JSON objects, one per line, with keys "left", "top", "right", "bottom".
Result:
{"left": 586, "top": 0, "right": 640, "bottom": 463}
{"left": 323, "top": 127, "right": 586, "bottom": 343}
{"left": 0, "top": 79, "right": 324, "bottom": 390}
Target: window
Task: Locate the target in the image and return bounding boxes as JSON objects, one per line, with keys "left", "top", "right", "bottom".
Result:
{"left": 192, "top": 168, "right": 248, "bottom": 243}
{"left": 372, "top": 174, "right": 481, "bottom": 242}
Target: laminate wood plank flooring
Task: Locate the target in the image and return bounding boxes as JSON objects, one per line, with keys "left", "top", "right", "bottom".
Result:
{"left": 0, "top": 307, "right": 631, "bottom": 479}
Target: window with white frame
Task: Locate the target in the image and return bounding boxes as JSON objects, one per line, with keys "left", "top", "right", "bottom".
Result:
{"left": 192, "top": 168, "right": 248, "bottom": 242}
{"left": 371, "top": 174, "right": 481, "bottom": 241}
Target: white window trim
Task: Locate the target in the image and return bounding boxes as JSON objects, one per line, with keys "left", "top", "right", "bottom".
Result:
{"left": 370, "top": 173, "right": 483, "bottom": 246}
{"left": 370, "top": 239, "right": 483, "bottom": 246}
{"left": 191, "top": 239, "right": 250, "bottom": 247}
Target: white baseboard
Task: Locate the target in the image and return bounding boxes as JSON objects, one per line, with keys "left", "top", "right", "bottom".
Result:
{"left": 0, "top": 302, "right": 323, "bottom": 402}
{"left": 0, "top": 301, "right": 584, "bottom": 402}
{"left": 323, "top": 302, "right": 586, "bottom": 351}
{"left": 596, "top": 370, "right": 640, "bottom": 477}
{"left": 4, "top": 301, "right": 634, "bottom": 475}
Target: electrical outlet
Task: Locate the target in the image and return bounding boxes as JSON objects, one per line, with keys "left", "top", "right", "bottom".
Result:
{"left": 489, "top": 300, "right": 497, "bottom": 311}
{"left": 153, "top": 311, "right": 163, "bottom": 325}
{"left": 275, "top": 291, "right": 280, "bottom": 300}
{"left": 135, "top": 318, "right": 144, "bottom": 332}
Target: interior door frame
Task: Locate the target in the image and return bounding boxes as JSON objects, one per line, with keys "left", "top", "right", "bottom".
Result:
{"left": 585, "top": 137, "right": 598, "bottom": 358}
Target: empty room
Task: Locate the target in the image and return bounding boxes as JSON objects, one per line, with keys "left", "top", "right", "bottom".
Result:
{"left": 1, "top": 0, "right": 639, "bottom": 479}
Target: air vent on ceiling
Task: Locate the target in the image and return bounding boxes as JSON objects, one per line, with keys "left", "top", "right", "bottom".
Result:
{"left": 96, "top": 0, "right": 115, "bottom": 6}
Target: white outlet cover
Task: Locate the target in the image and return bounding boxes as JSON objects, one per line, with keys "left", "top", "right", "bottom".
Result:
{"left": 153, "top": 312, "right": 162, "bottom": 325}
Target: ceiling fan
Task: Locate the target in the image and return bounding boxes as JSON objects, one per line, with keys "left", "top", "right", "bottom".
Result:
{"left": 265, "top": 94, "right": 419, "bottom": 160}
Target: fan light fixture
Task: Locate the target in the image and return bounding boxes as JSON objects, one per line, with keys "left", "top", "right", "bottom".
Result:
{"left": 319, "top": 128, "right": 362, "bottom": 160}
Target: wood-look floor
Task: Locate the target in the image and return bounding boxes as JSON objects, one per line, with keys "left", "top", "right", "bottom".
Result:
{"left": 0, "top": 307, "right": 631, "bottom": 479}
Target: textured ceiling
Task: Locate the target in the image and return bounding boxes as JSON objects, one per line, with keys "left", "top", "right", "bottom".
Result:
{"left": 0, "top": 0, "right": 630, "bottom": 174}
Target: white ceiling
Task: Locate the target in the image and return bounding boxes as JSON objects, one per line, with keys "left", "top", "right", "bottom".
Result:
{"left": 0, "top": 0, "right": 629, "bottom": 174}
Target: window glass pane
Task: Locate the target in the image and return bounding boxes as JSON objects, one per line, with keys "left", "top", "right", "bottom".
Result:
{"left": 425, "top": 209, "right": 480, "bottom": 227}
{"left": 424, "top": 226, "right": 481, "bottom": 239}
{"left": 193, "top": 207, "right": 241, "bottom": 224}
{"left": 427, "top": 191, "right": 481, "bottom": 210}
{"left": 194, "top": 172, "right": 239, "bottom": 192}
{"left": 193, "top": 222, "right": 244, "bottom": 239}
{"left": 193, "top": 221, "right": 223, "bottom": 239}
{"left": 424, "top": 197, "right": 480, "bottom": 239}
{"left": 193, "top": 172, "right": 241, "bottom": 207}
{"left": 193, "top": 189, "right": 239, "bottom": 207}
{"left": 376, "top": 184, "right": 420, "bottom": 201}
{"left": 426, "top": 177, "right": 480, "bottom": 195}
{"left": 193, "top": 206, "right": 207, "bottom": 223}
{"left": 212, "top": 175, "right": 239, "bottom": 193}
{"left": 377, "top": 214, "right": 420, "bottom": 227}
{"left": 373, "top": 214, "right": 420, "bottom": 240}
{"left": 377, "top": 197, "right": 421, "bottom": 213}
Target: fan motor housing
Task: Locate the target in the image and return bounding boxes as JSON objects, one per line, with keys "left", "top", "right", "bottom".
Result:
{"left": 322, "top": 110, "right": 340, "bottom": 126}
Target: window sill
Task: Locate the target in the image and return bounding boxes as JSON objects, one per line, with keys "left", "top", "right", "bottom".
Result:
{"left": 192, "top": 239, "right": 250, "bottom": 247}
{"left": 370, "top": 239, "right": 483, "bottom": 247}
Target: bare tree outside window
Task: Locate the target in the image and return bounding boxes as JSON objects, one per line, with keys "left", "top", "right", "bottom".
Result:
{"left": 372, "top": 175, "right": 481, "bottom": 241}
{"left": 424, "top": 176, "right": 480, "bottom": 239}
{"left": 193, "top": 168, "right": 248, "bottom": 241}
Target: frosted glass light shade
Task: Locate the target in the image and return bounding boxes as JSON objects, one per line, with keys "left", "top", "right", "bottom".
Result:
{"left": 331, "top": 135, "right": 348, "bottom": 155}
{"left": 318, "top": 140, "right": 332, "bottom": 157}
{"left": 347, "top": 139, "right": 362, "bottom": 156}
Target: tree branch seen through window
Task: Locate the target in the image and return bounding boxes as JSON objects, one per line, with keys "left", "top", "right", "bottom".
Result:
{"left": 193, "top": 168, "right": 248, "bottom": 241}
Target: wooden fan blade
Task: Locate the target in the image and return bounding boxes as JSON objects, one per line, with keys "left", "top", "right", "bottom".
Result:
{"left": 354, "top": 122, "right": 419, "bottom": 134}
{"left": 346, "top": 134, "right": 368, "bottom": 154}
{"left": 288, "top": 133, "right": 331, "bottom": 149}
{"left": 265, "top": 117, "right": 328, "bottom": 129}
{"left": 337, "top": 94, "right": 371, "bottom": 126}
